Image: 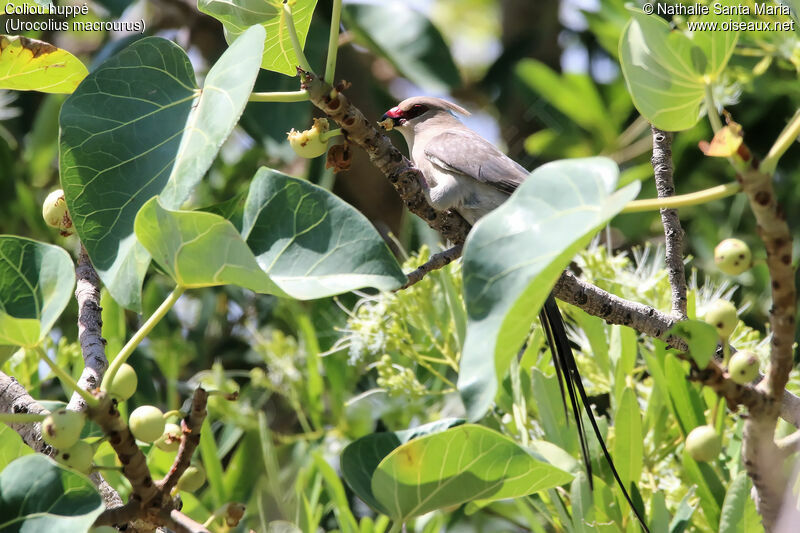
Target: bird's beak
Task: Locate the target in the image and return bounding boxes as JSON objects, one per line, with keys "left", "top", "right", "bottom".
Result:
{"left": 378, "top": 113, "right": 398, "bottom": 131}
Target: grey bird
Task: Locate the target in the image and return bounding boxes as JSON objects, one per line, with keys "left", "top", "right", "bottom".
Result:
{"left": 381, "top": 96, "right": 649, "bottom": 533}
{"left": 380, "top": 96, "right": 524, "bottom": 224}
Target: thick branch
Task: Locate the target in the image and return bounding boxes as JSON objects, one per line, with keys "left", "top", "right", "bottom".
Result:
{"left": 87, "top": 393, "right": 160, "bottom": 508}
{"left": 735, "top": 156, "right": 796, "bottom": 529}
{"left": 0, "top": 372, "right": 51, "bottom": 455}
{"left": 650, "top": 127, "right": 687, "bottom": 320}
{"left": 157, "top": 387, "right": 208, "bottom": 495}
{"left": 67, "top": 247, "right": 108, "bottom": 412}
{"left": 737, "top": 166, "right": 796, "bottom": 400}
{"left": 400, "top": 245, "right": 463, "bottom": 289}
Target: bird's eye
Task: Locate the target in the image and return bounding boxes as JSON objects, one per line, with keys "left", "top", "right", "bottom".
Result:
{"left": 406, "top": 104, "right": 429, "bottom": 119}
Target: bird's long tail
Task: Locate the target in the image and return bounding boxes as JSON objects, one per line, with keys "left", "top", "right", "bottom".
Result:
{"left": 540, "top": 294, "right": 649, "bottom": 532}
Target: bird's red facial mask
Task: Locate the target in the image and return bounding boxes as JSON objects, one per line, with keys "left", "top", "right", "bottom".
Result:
{"left": 379, "top": 104, "right": 429, "bottom": 130}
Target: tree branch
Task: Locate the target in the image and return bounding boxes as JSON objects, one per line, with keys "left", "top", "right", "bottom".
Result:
{"left": 67, "top": 247, "right": 108, "bottom": 412}
{"left": 0, "top": 372, "right": 51, "bottom": 455}
{"left": 87, "top": 393, "right": 161, "bottom": 509}
{"left": 650, "top": 127, "right": 687, "bottom": 320}
{"left": 400, "top": 245, "right": 463, "bottom": 289}
{"left": 157, "top": 387, "right": 208, "bottom": 495}
{"left": 735, "top": 152, "right": 797, "bottom": 529}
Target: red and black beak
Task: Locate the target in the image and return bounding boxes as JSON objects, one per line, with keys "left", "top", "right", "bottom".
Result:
{"left": 381, "top": 106, "right": 405, "bottom": 127}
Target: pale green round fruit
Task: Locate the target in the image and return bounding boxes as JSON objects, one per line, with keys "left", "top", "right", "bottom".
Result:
{"left": 155, "top": 422, "right": 182, "bottom": 452}
{"left": 704, "top": 299, "right": 738, "bottom": 338}
{"left": 56, "top": 440, "right": 94, "bottom": 474}
{"left": 714, "top": 238, "right": 752, "bottom": 276}
{"left": 41, "top": 189, "right": 73, "bottom": 234}
{"left": 128, "top": 405, "right": 165, "bottom": 443}
{"left": 686, "top": 425, "right": 721, "bottom": 462}
{"left": 728, "top": 350, "right": 760, "bottom": 384}
{"left": 42, "top": 409, "right": 85, "bottom": 450}
{"left": 287, "top": 118, "right": 331, "bottom": 158}
{"left": 177, "top": 464, "right": 206, "bottom": 492}
{"left": 106, "top": 363, "right": 138, "bottom": 401}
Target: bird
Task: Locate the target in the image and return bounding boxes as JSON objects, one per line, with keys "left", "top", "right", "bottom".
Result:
{"left": 380, "top": 96, "right": 649, "bottom": 532}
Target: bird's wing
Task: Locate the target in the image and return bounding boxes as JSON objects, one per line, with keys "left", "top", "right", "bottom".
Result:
{"left": 423, "top": 129, "right": 529, "bottom": 195}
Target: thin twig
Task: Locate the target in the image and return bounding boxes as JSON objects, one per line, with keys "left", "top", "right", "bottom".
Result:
{"left": 399, "top": 245, "right": 463, "bottom": 289}
{"left": 158, "top": 387, "right": 209, "bottom": 495}
{"left": 650, "top": 126, "right": 687, "bottom": 320}
{"left": 162, "top": 509, "right": 210, "bottom": 533}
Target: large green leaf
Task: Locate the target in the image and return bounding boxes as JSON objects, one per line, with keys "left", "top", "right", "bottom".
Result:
{"left": 613, "top": 387, "right": 643, "bottom": 490}
{"left": 241, "top": 168, "right": 406, "bottom": 298}
{"left": 60, "top": 28, "right": 264, "bottom": 310}
{"left": 719, "top": 472, "right": 749, "bottom": 533}
{"left": 371, "top": 424, "right": 573, "bottom": 522}
{"left": 0, "top": 236, "right": 75, "bottom": 347}
{"left": 619, "top": 6, "right": 739, "bottom": 130}
{"left": 458, "top": 157, "right": 640, "bottom": 420}
{"left": 342, "top": 2, "right": 460, "bottom": 91}
{"left": 0, "top": 35, "right": 88, "bottom": 94}
{"left": 160, "top": 24, "right": 266, "bottom": 206}
{"left": 0, "top": 454, "right": 103, "bottom": 531}
{"left": 341, "top": 419, "right": 464, "bottom": 515}
{"left": 134, "top": 197, "right": 280, "bottom": 294}
{"left": 198, "top": 0, "right": 317, "bottom": 76}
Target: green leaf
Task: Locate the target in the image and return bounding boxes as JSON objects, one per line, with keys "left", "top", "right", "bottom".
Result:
{"left": 459, "top": 157, "right": 640, "bottom": 420}
{"left": 0, "top": 236, "right": 75, "bottom": 347}
{"left": 618, "top": 7, "right": 738, "bottom": 130}
{"left": 0, "top": 454, "right": 103, "bottom": 531}
{"left": 134, "top": 197, "right": 281, "bottom": 294}
{"left": 371, "top": 424, "right": 573, "bottom": 522}
{"left": 0, "top": 35, "right": 88, "bottom": 94}
{"left": 60, "top": 30, "right": 263, "bottom": 310}
{"left": 515, "top": 59, "right": 615, "bottom": 144}
{"left": 198, "top": 0, "right": 317, "bottom": 76}
{"left": 670, "top": 487, "right": 698, "bottom": 533}
{"left": 664, "top": 354, "right": 706, "bottom": 436}
{"left": 667, "top": 320, "right": 718, "bottom": 368}
{"left": 681, "top": 452, "right": 725, "bottom": 529}
{"left": 719, "top": 472, "right": 749, "bottom": 533}
{"left": 241, "top": 168, "right": 406, "bottom": 298}
{"left": 341, "top": 419, "right": 464, "bottom": 515}
{"left": 613, "top": 387, "right": 643, "bottom": 490}
{"left": 313, "top": 453, "right": 358, "bottom": 533}
{"left": 60, "top": 37, "right": 196, "bottom": 311}
{"left": 160, "top": 24, "right": 266, "bottom": 207}
{"left": 342, "top": 2, "right": 460, "bottom": 91}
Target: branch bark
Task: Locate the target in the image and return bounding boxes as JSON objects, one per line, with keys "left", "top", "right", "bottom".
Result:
{"left": 650, "top": 127, "right": 687, "bottom": 320}
{"left": 400, "top": 245, "right": 463, "bottom": 289}
{"left": 735, "top": 155, "right": 797, "bottom": 529}
{"left": 0, "top": 372, "right": 51, "bottom": 455}
{"left": 157, "top": 387, "right": 208, "bottom": 495}
{"left": 67, "top": 247, "right": 108, "bottom": 412}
